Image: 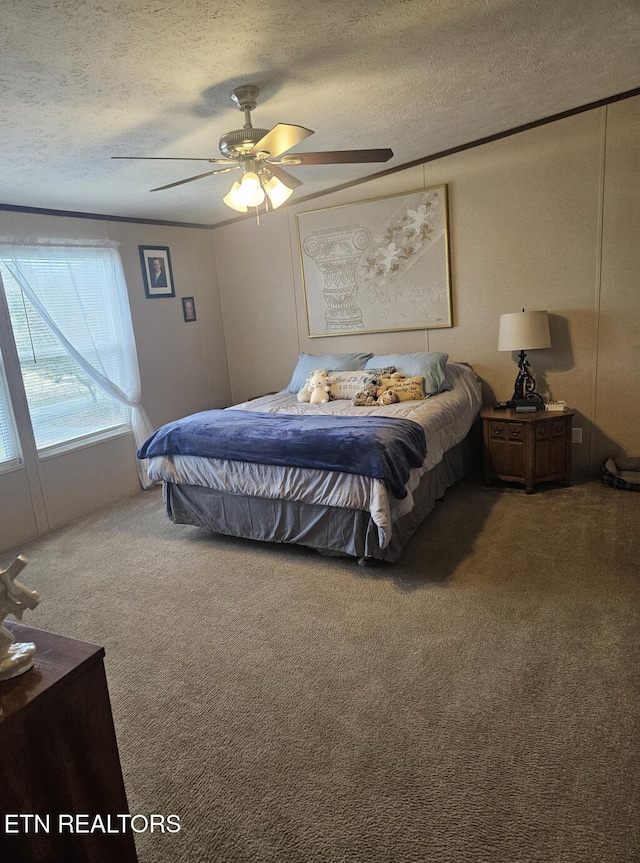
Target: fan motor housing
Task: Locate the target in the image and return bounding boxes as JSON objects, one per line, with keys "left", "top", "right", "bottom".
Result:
{"left": 219, "top": 128, "right": 270, "bottom": 159}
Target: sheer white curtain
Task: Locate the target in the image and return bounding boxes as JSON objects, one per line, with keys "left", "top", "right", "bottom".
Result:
{"left": 0, "top": 238, "right": 154, "bottom": 488}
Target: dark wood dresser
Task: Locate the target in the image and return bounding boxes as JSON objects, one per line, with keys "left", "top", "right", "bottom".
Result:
{"left": 481, "top": 407, "right": 574, "bottom": 493}
{"left": 0, "top": 622, "right": 138, "bottom": 862}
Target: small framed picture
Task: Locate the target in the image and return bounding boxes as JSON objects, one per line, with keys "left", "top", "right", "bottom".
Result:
{"left": 139, "top": 246, "right": 175, "bottom": 298}
{"left": 182, "top": 296, "right": 197, "bottom": 322}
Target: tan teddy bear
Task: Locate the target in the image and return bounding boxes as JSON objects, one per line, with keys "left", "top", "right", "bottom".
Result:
{"left": 351, "top": 383, "right": 379, "bottom": 406}
{"left": 376, "top": 387, "right": 399, "bottom": 406}
{"left": 352, "top": 383, "right": 400, "bottom": 407}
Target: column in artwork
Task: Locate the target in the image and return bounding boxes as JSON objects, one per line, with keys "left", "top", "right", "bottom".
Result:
{"left": 303, "top": 225, "right": 371, "bottom": 333}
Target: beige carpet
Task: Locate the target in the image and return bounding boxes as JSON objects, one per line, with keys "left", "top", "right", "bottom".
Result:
{"left": 2, "top": 475, "right": 639, "bottom": 863}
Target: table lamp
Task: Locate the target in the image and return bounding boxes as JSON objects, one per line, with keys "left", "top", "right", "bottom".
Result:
{"left": 498, "top": 309, "right": 551, "bottom": 406}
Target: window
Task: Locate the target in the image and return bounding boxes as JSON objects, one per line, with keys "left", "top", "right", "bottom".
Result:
{"left": 0, "top": 267, "right": 129, "bottom": 453}
{"left": 0, "top": 240, "right": 154, "bottom": 475}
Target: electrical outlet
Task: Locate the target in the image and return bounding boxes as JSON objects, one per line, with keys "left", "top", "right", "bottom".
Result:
{"left": 572, "top": 428, "right": 583, "bottom": 444}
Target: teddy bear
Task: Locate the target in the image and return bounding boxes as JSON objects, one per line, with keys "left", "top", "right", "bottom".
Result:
{"left": 297, "top": 369, "right": 331, "bottom": 404}
{"left": 376, "top": 387, "right": 399, "bottom": 406}
{"left": 309, "top": 372, "right": 331, "bottom": 404}
{"left": 351, "top": 383, "right": 379, "bottom": 406}
{"left": 351, "top": 383, "right": 400, "bottom": 407}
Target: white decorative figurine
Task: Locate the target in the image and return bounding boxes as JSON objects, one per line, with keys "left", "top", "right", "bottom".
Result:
{"left": 0, "top": 556, "right": 41, "bottom": 681}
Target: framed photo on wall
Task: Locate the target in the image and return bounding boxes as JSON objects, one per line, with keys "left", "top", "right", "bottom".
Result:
{"left": 296, "top": 185, "right": 452, "bottom": 337}
{"left": 139, "top": 245, "right": 175, "bottom": 298}
{"left": 182, "top": 296, "right": 196, "bottom": 322}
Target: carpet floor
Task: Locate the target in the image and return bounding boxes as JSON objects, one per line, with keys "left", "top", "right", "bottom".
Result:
{"left": 2, "top": 474, "right": 639, "bottom": 863}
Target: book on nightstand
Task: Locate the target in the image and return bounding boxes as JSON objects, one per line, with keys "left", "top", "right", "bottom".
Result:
{"left": 544, "top": 401, "right": 567, "bottom": 411}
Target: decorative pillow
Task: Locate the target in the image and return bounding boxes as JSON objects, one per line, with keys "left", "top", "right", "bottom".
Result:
{"left": 287, "top": 352, "right": 373, "bottom": 393}
{"left": 383, "top": 375, "right": 426, "bottom": 401}
{"left": 328, "top": 367, "right": 396, "bottom": 400}
{"left": 365, "top": 352, "right": 451, "bottom": 396}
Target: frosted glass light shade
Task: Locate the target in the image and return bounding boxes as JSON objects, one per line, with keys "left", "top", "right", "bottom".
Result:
{"left": 498, "top": 310, "right": 551, "bottom": 351}
{"left": 235, "top": 172, "right": 265, "bottom": 207}
{"left": 264, "top": 175, "right": 293, "bottom": 208}
{"left": 223, "top": 181, "right": 248, "bottom": 212}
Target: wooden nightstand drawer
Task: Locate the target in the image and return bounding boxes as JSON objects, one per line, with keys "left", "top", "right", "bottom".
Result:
{"left": 490, "top": 422, "right": 524, "bottom": 440}
{"left": 507, "top": 423, "right": 524, "bottom": 440}
{"left": 536, "top": 423, "right": 550, "bottom": 440}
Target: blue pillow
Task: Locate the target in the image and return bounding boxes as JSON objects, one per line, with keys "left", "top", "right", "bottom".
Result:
{"left": 287, "top": 352, "right": 373, "bottom": 393}
{"left": 365, "top": 352, "right": 451, "bottom": 395}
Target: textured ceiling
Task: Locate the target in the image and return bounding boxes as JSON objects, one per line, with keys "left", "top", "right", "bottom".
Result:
{"left": 1, "top": 0, "right": 639, "bottom": 227}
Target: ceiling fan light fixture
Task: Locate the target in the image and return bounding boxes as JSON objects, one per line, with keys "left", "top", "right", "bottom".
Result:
{"left": 223, "top": 181, "right": 248, "bottom": 212}
{"left": 114, "top": 84, "right": 393, "bottom": 219}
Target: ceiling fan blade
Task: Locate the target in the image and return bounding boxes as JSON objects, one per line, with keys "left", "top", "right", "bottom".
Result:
{"left": 250, "top": 123, "right": 314, "bottom": 159}
{"left": 267, "top": 163, "right": 303, "bottom": 189}
{"left": 112, "top": 156, "right": 232, "bottom": 163}
{"left": 279, "top": 148, "right": 393, "bottom": 166}
{"left": 150, "top": 166, "right": 239, "bottom": 192}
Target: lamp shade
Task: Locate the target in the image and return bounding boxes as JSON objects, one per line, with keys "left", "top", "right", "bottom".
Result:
{"left": 498, "top": 310, "right": 551, "bottom": 352}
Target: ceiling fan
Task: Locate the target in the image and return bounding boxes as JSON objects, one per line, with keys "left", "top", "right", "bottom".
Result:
{"left": 112, "top": 85, "right": 393, "bottom": 214}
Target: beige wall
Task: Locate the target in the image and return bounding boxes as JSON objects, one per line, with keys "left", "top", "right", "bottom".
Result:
{"left": 213, "top": 95, "right": 640, "bottom": 475}
{"left": 0, "top": 212, "right": 230, "bottom": 552}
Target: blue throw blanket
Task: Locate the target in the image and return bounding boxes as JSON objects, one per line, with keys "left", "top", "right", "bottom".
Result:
{"left": 137, "top": 410, "right": 426, "bottom": 500}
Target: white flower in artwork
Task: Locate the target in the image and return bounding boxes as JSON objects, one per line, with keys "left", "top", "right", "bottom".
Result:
{"left": 405, "top": 204, "right": 430, "bottom": 235}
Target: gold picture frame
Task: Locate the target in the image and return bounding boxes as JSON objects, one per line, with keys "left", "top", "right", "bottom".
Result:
{"left": 296, "top": 185, "right": 452, "bottom": 337}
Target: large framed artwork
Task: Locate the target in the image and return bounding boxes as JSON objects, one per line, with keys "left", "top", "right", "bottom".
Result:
{"left": 139, "top": 245, "right": 175, "bottom": 298}
{"left": 296, "top": 185, "right": 452, "bottom": 337}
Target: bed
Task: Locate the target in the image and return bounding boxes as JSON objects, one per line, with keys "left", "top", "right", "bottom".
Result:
{"left": 138, "top": 359, "right": 482, "bottom": 563}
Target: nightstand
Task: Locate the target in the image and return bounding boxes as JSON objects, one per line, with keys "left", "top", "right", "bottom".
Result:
{"left": 481, "top": 407, "right": 574, "bottom": 494}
